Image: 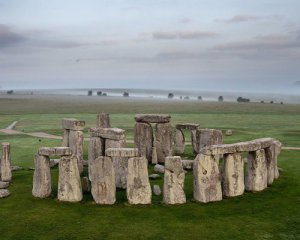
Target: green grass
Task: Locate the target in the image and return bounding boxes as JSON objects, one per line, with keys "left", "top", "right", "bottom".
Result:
{"left": 0, "top": 96, "right": 299, "bottom": 239}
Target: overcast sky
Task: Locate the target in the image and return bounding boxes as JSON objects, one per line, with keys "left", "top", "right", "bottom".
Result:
{"left": 0, "top": 0, "right": 300, "bottom": 93}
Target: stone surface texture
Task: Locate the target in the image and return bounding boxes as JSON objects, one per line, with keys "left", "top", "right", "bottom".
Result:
{"left": 134, "top": 122, "right": 153, "bottom": 162}
{"left": 154, "top": 123, "right": 173, "bottom": 163}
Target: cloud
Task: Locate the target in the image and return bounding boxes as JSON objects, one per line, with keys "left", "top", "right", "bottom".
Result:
{"left": 216, "top": 14, "right": 282, "bottom": 23}
{"left": 179, "top": 17, "right": 193, "bottom": 24}
{"left": 153, "top": 31, "right": 217, "bottom": 40}
{"left": 0, "top": 24, "right": 26, "bottom": 48}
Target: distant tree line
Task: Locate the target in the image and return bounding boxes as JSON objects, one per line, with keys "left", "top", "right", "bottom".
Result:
{"left": 237, "top": 97, "right": 250, "bottom": 103}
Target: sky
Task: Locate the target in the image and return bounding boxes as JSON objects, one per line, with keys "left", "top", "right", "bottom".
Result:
{"left": 0, "top": 0, "right": 300, "bottom": 93}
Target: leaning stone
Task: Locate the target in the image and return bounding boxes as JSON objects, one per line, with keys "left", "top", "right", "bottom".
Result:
{"left": 88, "top": 137, "right": 104, "bottom": 180}
{"left": 151, "top": 147, "right": 158, "bottom": 165}
{"left": 90, "top": 157, "right": 116, "bottom": 204}
{"left": 97, "top": 112, "right": 111, "bottom": 128}
{"left": 174, "top": 129, "right": 185, "bottom": 155}
{"left": 32, "top": 154, "right": 51, "bottom": 198}
{"left": 222, "top": 153, "right": 244, "bottom": 197}
{"left": 0, "top": 181, "right": 9, "bottom": 189}
{"left": 154, "top": 164, "right": 165, "bottom": 173}
{"left": 182, "top": 160, "right": 194, "bottom": 170}
{"left": 134, "top": 122, "right": 153, "bottom": 162}
{"left": 105, "top": 148, "right": 138, "bottom": 158}
{"left": 176, "top": 123, "right": 200, "bottom": 131}
{"left": 63, "top": 118, "right": 85, "bottom": 131}
{"left": 0, "top": 189, "right": 10, "bottom": 198}
{"left": 135, "top": 114, "right": 171, "bottom": 123}
{"left": 193, "top": 154, "right": 222, "bottom": 203}
{"left": 245, "top": 149, "right": 267, "bottom": 192}
{"left": 90, "top": 127, "right": 126, "bottom": 140}
{"left": 127, "top": 157, "right": 152, "bottom": 204}
{"left": 149, "top": 174, "right": 160, "bottom": 179}
{"left": 82, "top": 177, "right": 90, "bottom": 193}
{"left": 163, "top": 156, "right": 186, "bottom": 204}
{"left": 154, "top": 123, "right": 173, "bottom": 163}
{"left": 153, "top": 185, "right": 162, "bottom": 196}
{"left": 38, "top": 147, "right": 72, "bottom": 157}
{"left": 58, "top": 155, "right": 82, "bottom": 202}
{"left": 68, "top": 130, "right": 84, "bottom": 173}
{"left": 1, "top": 143, "right": 12, "bottom": 182}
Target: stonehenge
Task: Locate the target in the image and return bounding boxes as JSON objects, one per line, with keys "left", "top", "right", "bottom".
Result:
{"left": 62, "top": 118, "right": 85, "bottom": 173}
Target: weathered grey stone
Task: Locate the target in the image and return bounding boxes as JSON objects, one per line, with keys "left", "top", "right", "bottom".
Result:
{"left": 32, "top": 154, "right": 51, "bottom": 198}
{"left": 154, "top": 164, "right": 165, "bottom": 173}
{"left": 149, "top": 173, "right": 160, "bottom": 179}
{"left": 50, "top": 159, "right": 60, "bottom": 168}
{"left": 0, "top": 181, "right": 9, "bottom": 189}
{"left": 38, "top": 147, "right": 72, "bottom": 157}
{"left": 198, "top": 129, "right": 223, "bottom": 153}
{"left": 58, "top": 155, "right": 82, "bottom": 202}
{"left": 127, "top": 157, "right": 151, "bottom": 204}
{"left": 265, "top": 146, "right": 275, "bottom": 185}
{"left": 105, "top": 139, "right": 127, "bottom": 189}
{"left": 90, "top": 156, "right": 116, "bottom": 204}
{"left": 151, "top": 147, "right": 158, "bottom": 165}
{"left": 175, "top": 123, "right": 200, "bottom": 131}
{"left": 68, "top": 130, "right": 84, "bottom": 173}
{"left": 182, "top": 160, "right": 194, "bottom": 170}
{"left": 245, "top": 149, "right": 267, "bottom": 192}
{"left": 273, "top": 141, "right": 282, "bottom": 179}
{"left": 90, "top": 127, "right": 126, "bottom": 140}
{"left": 63, "top": 118, "right": 85, "bottom": 131}
{"left": 154, "top": 123, "right": 173, "bottom": 163}
{"left": 82, "top": 177, "right": 90, "bottom": 193}
{"left": 135, "top": 114, "right": 171, "bottom": 123}
{"left": 134, "top": 122, "right": 153, "bottom": 162}
{"left": 191, "top": 129, "right": 199, "bottom": 154}
{"left": 105, "top": 148, "right": 138, "bottom": 158}
{"left": 88, "top": 136, "right": 104, "bottom": 180}
{"left": 163, "top": 156, "right": 186, "bottom": 204}
{"left": 11, "top": 165, "right": 23, "bottom": 171}
{"left": 153, "top": 185, "right": 162, "bottom": 196}
{"left": 174, "top": 129, "right": 185, "bottom": 155}
{"left": 0, "top": 189, "right": 10, "bottom": 198}
{"left": 1, "top": 143, "right": 12, "bottom": 182}
{"left": 222, "top": 153, "right": 244, "bottom": 197}
{"left": 62, "top": 129, "right": 69, "bottom": 147}
{"left": 97, "top": 112, "right": 111, "bottom": 128}
{"left": 193, "top": 154, "right": 222, "bottom": 203}
{"left": 200, "top": 143, "right": 237, "bottom": 155}
{"left": 225, "top": 129, "right": 233, "bottom": 136}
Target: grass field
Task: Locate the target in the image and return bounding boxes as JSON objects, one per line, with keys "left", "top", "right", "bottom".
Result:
{"left": 0, "top": 94, "right": 299, "bottom": 239}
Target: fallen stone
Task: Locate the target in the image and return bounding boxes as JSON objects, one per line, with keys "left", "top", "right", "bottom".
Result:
{"left": 58, "top": 155, "right": 82, "bottom": 202}
{"left": 163, "top": 156, "right": 186, "bottom": 204}
{"left": 97, "top": 112, "right": 111, "bottom": 128}
{"left": 11, "top": 165, "right": 23, "bottom": 171}
{"left": 154, "top": 122, "right": 173, "bottom": 163}
{"left": 0, "top": 181, "right": 9, "bottom": 189}
{"left": 154, "top": 164, "right": 165, "bottom": 173}
{"left": 181, "top": 160, "right": 194, "bottom": 170}
{"left": 27, "top": 167, "right": 35, "bottom": 171}
{"left": 105, "top": 148, "right": 138, "bottom": 158}
{"left": 225, "top": 130, "right": 233, "bottom": 136}
{"left": 134, "top": 122, "right": 153, "bottom": 162}
{"left": 63, "top": 118, "right": 85, "bottom": 131}
{"left": 90, "top": 127, "right": 126, "bottom": 140}
{"left": 153, "top": 185, "right": 162, "bottom": 196}
{"left": 38, "top": 147, "right": 72, "bottom": 157}
{"left": 1, "top": 143, "right": 12, "bottom": 182}
{"left": 0, "top": 189, "right": 10, "bottom": 198}
{"left": 174, "top": 129, "right": 185, "bottom": 155}
{"left": 90, "top": 156, "right": 116, "bottom": 204}
{"left": 127, "top": 157, "right": 152, "bottom": 204}
{"left": 193, "top": 154, "right": 222, "bottom": 203}
{"left": 135, "top": 114, "right": 171, "bottom": 123}
{"left": 175, "top": 123, "right": 200, "bottom": 131}
{"left": 149, "top": 174, "right": 160, "bottom": 179}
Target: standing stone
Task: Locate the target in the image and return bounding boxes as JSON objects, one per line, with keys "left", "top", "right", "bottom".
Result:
{"left": 265, "top": 146, "right": 275, "bottom": 185}
{"left": 191, "top": 130, "right": 199, "bottom": 154}
{"left": 222, "top": 153, "right": 244, "bottom": 197}
{"left": 134, "top": 122, "right": 153, "bottom": 162}
{"left": 90, "top": 156, "right": 116, "bottom": 204}
{"left": 62, "top": 129, "right": 69, "bottom": 147}
{"left": 151, "top": 147, "right": 158, "bottom": 164}
{"left": 174, "top": 129, "right": 185, "bottom": 155}
{"left": 88, "top": 137, "right": 104, "bottom": 180}
{"left": 245, "top": 149, "right": 267, "bottom": 192}
{"left": 69, "top": 130, "right": 84, "bottom": 173}
{"left": 32, "top": 154, "right": 51, "bottom": 198}
{"left": 127, "top": 157, "right": 151, "bottom": 204}
{"left": 193, "top": 154, "right": 222, "bottom": 203}
{"left": 163, "top": 156, "right": 186, "bottom": 204}
{"left": 198, "top": 129, "right": 223, "bottom": 153}
{"left": 154, "top": 123, "right": 173, "bottom": 163}
{"left": 1, "top": 143, "right": 12, "bottom": 182}
{"left": 58, "top": 155, "right": 82, "bottom": 202}
{"left": 274, "top": 143, "right": 281, "bottom": 179}
{"left": 106, "top": 139, "right": 127, "bottom": 189}
{"left": 97, "top": 112, "right": 111, "bottom": 128}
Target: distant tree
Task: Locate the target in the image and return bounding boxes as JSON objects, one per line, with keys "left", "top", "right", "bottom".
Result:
{"left": 123, "top": 92, "right": 129, "bottom": 97}
{"left": 237, "top": 97, "right": 250, "bottom": 103}
{"left": 280, "top": 102, "right": 284, "bottom": 104}
{"left": 218, "top": 96, "right": 224, "bottom": 102}
{"left": 97, "top": 91, "right": 102, "bottom": 96}
{"left": 184, "top": 96, "right": 190, "bottom": 100}
{"left": 270, "top": 101, "right": 274, "bottom": 104}
{"left": 168, "top": 93, "right": 174, "bottom": 99}
{"left": 7, "top": 90, "right": 14, "bottom": 95}
{"left": 102, "top": 93, "right": 107, "bottom": 96}
{"left": 260, "top": 100, "right": 264, "bottom": 103}
{"left": 180, "top": 96, "right": 183, "bottom": 100}
{"left": 88, "top": 90, "right": 93, "bottom": 96}
{"left": 198, "top": 96, "right": 202, "bottom": 100}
